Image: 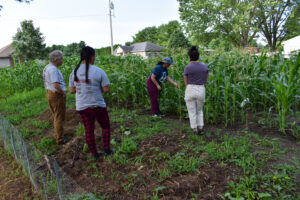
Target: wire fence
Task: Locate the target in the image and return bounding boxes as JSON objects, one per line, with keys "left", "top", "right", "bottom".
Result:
{"left": 0, "top": 114, "right": 87, "bottom": 200}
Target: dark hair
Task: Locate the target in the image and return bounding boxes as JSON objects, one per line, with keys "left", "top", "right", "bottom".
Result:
{"left": 74, "top": 46, "right": 95, "bottom": 83}
{"left": 188, "top": 46, "right": 199, "bottom": 61}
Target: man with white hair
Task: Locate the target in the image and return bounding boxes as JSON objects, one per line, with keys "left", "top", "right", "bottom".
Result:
{"left": 43, "top": 50, "right": 67, "bottom": 144}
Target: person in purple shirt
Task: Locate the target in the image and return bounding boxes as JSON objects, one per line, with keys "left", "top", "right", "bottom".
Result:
{"left": 147, "top": 57, "right": 179, "bottom": 117}
{"left": 184, "top": 46, "right": 209, "bottom": 134}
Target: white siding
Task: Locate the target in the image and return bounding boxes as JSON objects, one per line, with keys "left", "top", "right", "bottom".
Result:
{"left": 115, "top": 46, "right": 124, "bottom": 54}
{"left": 146, "top": 51, "right": 163, "bottom": 58}
{"left": 0, "top": 58, "right": 10, "bottom": 68}
{"left": 282, "top": 36, "right": 300, "bottom": 58}
{"left": 131, "top": 51, "right": 146, "bottom": 57}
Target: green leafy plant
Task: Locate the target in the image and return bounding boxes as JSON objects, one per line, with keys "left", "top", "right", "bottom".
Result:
{"left": 36, "top": 137, "right": 57, "bottom": 155}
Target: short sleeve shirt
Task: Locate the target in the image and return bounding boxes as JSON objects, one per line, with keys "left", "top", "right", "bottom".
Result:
{"left": 184, "top": 62, "right": 209, "bottom": 85}
{"left": 69, "top": 64, "right": 109, "bottom": 111}
{"left": 43, "top": 63, "right": 66, "bottom": 92}
{"left": 149, "top": 64, "right": 168, "bottom": 85}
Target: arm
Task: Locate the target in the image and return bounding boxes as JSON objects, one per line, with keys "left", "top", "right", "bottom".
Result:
{"left": 102, "top": 85, "right": 110, "bottom": 93}
{"left": 151, "top": 74, "right": 161, "bottom": 90}
{"left": 68, "top": 71, "right": 76, "bottom": 94}
{"left": 69, "top": 86, "right": 76, "bottom": 94}
{"left": 166, "top": 76, "right": 179, "bottom": 88}
{"left": 52, "top": 82, "right": 66, "bottom": 97}
{"left": 205, "top": 73, "right": 209, "bottom": 84}
{"left": 184, "top": 75, "right": 188, "bottom": 87}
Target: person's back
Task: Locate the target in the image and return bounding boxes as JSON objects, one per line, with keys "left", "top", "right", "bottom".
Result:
{"left": 69, "top": 46, "right": 113, "bottom": 159}
{"left": 184, "top": 46, "right": 209, "bottom": 135}
{"left": 43, "top": 64, "right": 66, "bottom": 91}
{"left": 43, "top": 50, "right": 67, "bottom": 145}
{"left": 184, "top": 62, "right": 208, "bottom": 85}
{"left": 69, "top": 64, "right": 109, "bottom": 111}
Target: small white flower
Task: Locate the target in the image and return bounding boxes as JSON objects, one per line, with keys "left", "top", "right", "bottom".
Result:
{"left": 240, "top": 98, "right": 249, "bottom": 108}
{"left": 124, "top": 131, "right": 131, "bottom": 136}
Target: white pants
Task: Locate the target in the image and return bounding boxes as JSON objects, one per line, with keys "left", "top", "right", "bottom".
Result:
{"left": 185, "top": 84, "right": 205, "bottom": 129}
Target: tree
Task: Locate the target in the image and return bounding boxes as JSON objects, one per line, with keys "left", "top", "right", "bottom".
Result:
{"left": 0, "top": 0, "right": 33, "bottom": 15}
{"left": 131, "top": 21, "right": 185, "bottom": 48}
{"left": 258, "top": 0, "right": 299, "bottom": 51}
{"left": 284, "top": 2, "right": 300, "bottom": 40}
{"left": 208, "top": 37, "right": 234, "bottom": 51}
{"left": 12, "top": 20, "right": 46, "bottom": 60}
{"left": 156, "top": 20, "right": 182, "bottom": 47}
{"left": 46, "top": 41, "right": 87, "bottom": 57}
{"left": 168, "top": 30, "right": 190, "bottom": 49}
{"left": 46, "top": 44, "right": 65, "bottom": 54}
{"left": 95, "top": 44, "right": 120, "bottom": 56}
{"left": 177, "top": 0, "right": 262, "bottom": 48}
{"left": 64, "top": 41, "right": 86, "bottom": 56}
{"left": 132, "top": 26, "right": 158, "bottom": 43}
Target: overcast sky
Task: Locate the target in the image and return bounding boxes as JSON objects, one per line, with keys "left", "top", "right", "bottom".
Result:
{"left": 0, "top": 0, "right": 180, "bottom": 48}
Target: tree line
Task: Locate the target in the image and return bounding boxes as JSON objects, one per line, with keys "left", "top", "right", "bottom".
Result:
{"left": 6, "top": 0, "right": 300, "bottom": 61}
{"left": 177, "top": 0, "right": 300, "bottom": 51}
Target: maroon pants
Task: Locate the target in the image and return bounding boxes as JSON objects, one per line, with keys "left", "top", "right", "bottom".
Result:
{"left": 78, "top": 107, "right": 111, "bottom": 156}
{"left": 147, "top": 77, "right": 160, "bottom": 114}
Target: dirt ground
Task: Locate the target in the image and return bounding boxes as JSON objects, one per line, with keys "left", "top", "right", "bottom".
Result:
{"left": 0, "top": 144, "right": 40, "bottom": 200}
{"left": 31, "top": 108, "right": 300, "bottom": 199}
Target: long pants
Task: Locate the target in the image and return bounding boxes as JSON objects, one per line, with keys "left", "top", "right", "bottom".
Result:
{"left": 46, "top": 90, "right": 66, "bottom": 143}
{"left": 185, "top": 84, "right": 206, "bottom": 129}
{"left": 147, "top": 77, "right": 160, "bottom": 114}
{"left": 78, "top": 107, "right": 111, "bottom": 156}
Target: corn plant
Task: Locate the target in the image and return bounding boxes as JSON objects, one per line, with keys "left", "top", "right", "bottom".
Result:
{"left": 1, "top": 52, "right": 299, "bottom": 135}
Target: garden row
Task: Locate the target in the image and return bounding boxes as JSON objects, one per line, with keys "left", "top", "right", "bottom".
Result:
{"left": 0, "top": 51, "right": 299, "bottom": 135}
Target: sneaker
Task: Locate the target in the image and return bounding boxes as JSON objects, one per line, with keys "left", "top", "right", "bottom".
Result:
{"left": 104, "top": 149, "right": 115, "bottom": 156}
{"left": 152, "top": 114, "right": 161, "bottom": 118}
{"left": 57, "top": 137, "right": 71, "bottom": 145}
{"left": 192, "top": 128, "right": 198, "bottom": 134}
{"left": 157, "top": 112, "right": 165, "bottom": 117}
{"left": 198, "top": 129, "right": 204, "bottom": 135}
{"left": 94, "top": 151, "right": 103, "bottom": 160}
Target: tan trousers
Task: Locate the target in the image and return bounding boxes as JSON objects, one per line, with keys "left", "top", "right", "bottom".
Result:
{"left": 46, "top": 90, "right": 66, "bottom": 143}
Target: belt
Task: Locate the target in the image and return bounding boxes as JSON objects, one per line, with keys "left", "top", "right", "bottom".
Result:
{"left": 88, "top": 106, "right": 99, "bottom": 109}
{"left": 46, "top": 90, "right": 65, "bottom": 95}
{"left": 46, "top": 89, "right": 56, "bottom": 93}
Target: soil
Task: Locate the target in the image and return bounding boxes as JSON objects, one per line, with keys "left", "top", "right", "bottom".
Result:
{"left": 0, "top": 144, "right": 40, "bottom": 200}
{"left": 11, "top": 108, "right": 300, "bottom": 199}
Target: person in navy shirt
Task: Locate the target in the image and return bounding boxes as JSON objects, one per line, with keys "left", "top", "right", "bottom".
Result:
{"left": 147, "top": 57, "right": 179, "bottom": 117}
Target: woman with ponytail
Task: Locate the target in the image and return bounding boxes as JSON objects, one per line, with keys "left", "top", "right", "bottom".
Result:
{"left": 69, "top": 46, "right": 113, "bottom": 159}
{"left": 184, "top": 46, "right": 209, "bottom": 135}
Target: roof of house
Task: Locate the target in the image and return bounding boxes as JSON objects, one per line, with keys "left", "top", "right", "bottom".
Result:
{"left": 119, "top": 42, "right": 164, "bottom": 53}
{"left": 119, "top": 45, "right": 133, "bottom": 52}
{"left": 0, "top": 44, "right": 14, "bottom": 58}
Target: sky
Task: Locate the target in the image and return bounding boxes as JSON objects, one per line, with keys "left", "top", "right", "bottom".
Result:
{"left": 0, "top": 0, "right": 180, "bottom": 48}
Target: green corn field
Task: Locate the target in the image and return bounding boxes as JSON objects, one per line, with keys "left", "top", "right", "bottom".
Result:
{"left": 0, "top": 51, "right": 299, "bottom": 136}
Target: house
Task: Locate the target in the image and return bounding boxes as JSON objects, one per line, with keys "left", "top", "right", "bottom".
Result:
{"left": 282, "top": 35, "right": 300, "bottom": 58}
{"left": 115, "top": 42, "right": 164, "bottom": 58}
{"left": 0, "top": 44, "right": 14, "bottom": 68}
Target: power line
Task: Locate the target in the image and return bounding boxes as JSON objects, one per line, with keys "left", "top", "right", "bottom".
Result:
{"left": 1, "top": 14, "right": 107, "bottom": 21}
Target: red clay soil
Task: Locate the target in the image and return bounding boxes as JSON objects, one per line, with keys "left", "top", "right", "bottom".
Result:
{"left": 0, "top": 145, "right": 40, "bottom": 200}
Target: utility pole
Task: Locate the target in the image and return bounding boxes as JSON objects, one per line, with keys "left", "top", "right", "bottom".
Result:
{"left": 109, "top": 0, "right": 114, "bottom": 55}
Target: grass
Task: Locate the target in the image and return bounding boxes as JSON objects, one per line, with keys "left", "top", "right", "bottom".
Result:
{"left": 0, "top": 84, "right": 299, "bottom": 199}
